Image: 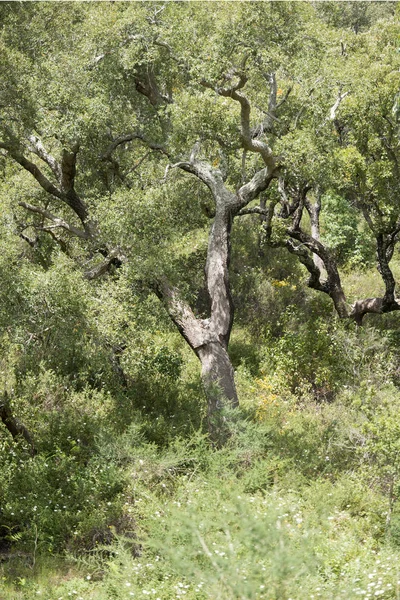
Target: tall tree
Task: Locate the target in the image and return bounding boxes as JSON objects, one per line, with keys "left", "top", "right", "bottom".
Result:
{"left": 0, "top": 1, "right": 398, "bottom": 431}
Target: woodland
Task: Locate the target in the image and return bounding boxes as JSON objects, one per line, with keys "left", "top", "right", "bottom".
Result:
{"left": 2, "top": 1, "right": 400, "bottom": 598}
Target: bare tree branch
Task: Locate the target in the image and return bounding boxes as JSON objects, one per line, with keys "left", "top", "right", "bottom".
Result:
{"left": 267, "top": 73, "right": 277, "bottom": 119}
{"left": 18, "top": 201, "right": 90, "bottom": 239}
{"left": 304, "top": 190, "right": 324, "bottom": 273}
{"left": 18, "top": 229, "right": 37, "bottom": 248}
{"left": 102, "top": 132, "right": 168, "bottom": 162}
{"left": 28, "top": 135, "right": 61, "bottom": 180}
{"left": 153, "top": 277, "right": 213, "bottom": 349}
{"left": 350, "top": 296, "right": 400, "bottom": 325}
{"left": 237, "top": 206, "right": 268, "bottom": 217}
{"left": 285, "top": 239, "right": 329, "bottom": 294}
{"left": 330, "top": 90, "right": 349, "bottom": 121}
{"left": 356, "top": 196, "right": 400, "bottom": 312}
{"left": 134, "top": 66, "right": 172, "bottom": 107}
{"left": 276, "top": 85, "right": 293, "bottom": 110}
{"left": 39, "top": 228, "right": 69, "bottom": 254}
{"left": 171, "top": 158, "right": 227, "bottom": 200}
{"left": 0, "top": 141, "right": 64, "bottom": 200}
{"left": 288, "top": 226, "right": 348, "bottom": 317}
{"left": 58, "top": 143, "right": 90, "bottom": 224}
{"left": 60, "top": 144, "right": 79, "bottom": 193}
{"left": 2, "top": 138, "right": 90, "bottom": 227}
{"left": 235, "top": 167, "right": 276, "bottom": 211}
{"left": 201, "top": 73, "right": 276, "bottom": 169}
{"left": 376, "top": 233, "right": 398, "bottom": 308}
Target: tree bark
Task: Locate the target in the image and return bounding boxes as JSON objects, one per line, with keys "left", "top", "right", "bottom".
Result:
{"left": 197, "top": 341, "right": 238, "bottom": 440}
{"left": 152, "top": 170, "right": 242, "bottom": 432}
{"left": 305, "top": 194, "right": 325, "bottom": 274}
{"left": 205, "top": 210, "right": 234, "bottom": 347}
{"left": 197, "top": 342, "right": 238, "bottom": 409}
{"left": 158, "top": 121, "right": 276, "bottom": 426}
{"left": 289, "top": 226, "right": 349, "bottom": 318}
{"left": 154, "top": 272, "right": 239, "bottom": 432}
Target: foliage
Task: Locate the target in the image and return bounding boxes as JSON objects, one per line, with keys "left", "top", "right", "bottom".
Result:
{"left": 320, "top": 193, "right": 374, "bottom": 267}
{"left": 2, "top": 3, "right": 400, "bottom": 600}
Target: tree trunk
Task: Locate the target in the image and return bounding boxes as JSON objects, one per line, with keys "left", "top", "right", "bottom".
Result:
{"left": 152, "top": 181, "right": 241, "bottom": 437}
{"left": 289, "top": 224, "right": 349, "bottom": 319}
{"left": 305, "top": 194, "right": 325, "bottom": 275}
{"left": 153, "top": 276, "right": 239, "bottom": 437}
{"left": 197, "top": 340, "right": 238, "bottom": 417}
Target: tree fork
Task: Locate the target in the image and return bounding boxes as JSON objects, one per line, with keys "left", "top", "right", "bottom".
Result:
{"left": 152, "top": 277, "right": 239, "bottom": 427}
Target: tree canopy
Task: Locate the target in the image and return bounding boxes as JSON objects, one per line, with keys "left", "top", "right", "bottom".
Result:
{"left": 2, "top": 1, "right": 400, "bottom": 418}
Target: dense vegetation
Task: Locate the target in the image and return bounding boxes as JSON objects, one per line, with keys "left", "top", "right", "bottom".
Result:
{"left": 2, "top": 1, "right": 400, "bottom": 598}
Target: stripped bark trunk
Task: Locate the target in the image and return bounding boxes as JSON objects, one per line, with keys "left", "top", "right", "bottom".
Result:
{"left": 349, "top": 235, "right": 400, "bottom": 324}
{"left": 153, "top": 200, "right": 240, "bottom": 435}
{"left": 154, "top": 278, "right": 239, "bottom": 436}
{"left": 197, "top": 342, "right": 238, "bottom": 411}
{"left": 197, "top": 342, "right": 238, "bottom": 441}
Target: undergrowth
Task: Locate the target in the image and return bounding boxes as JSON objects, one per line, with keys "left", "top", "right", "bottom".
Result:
{"left": 2, "top": 282, "right": 400, "bottom": 599}
{"left": 2, "top": 379, "right": 400, "bottom": 599}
